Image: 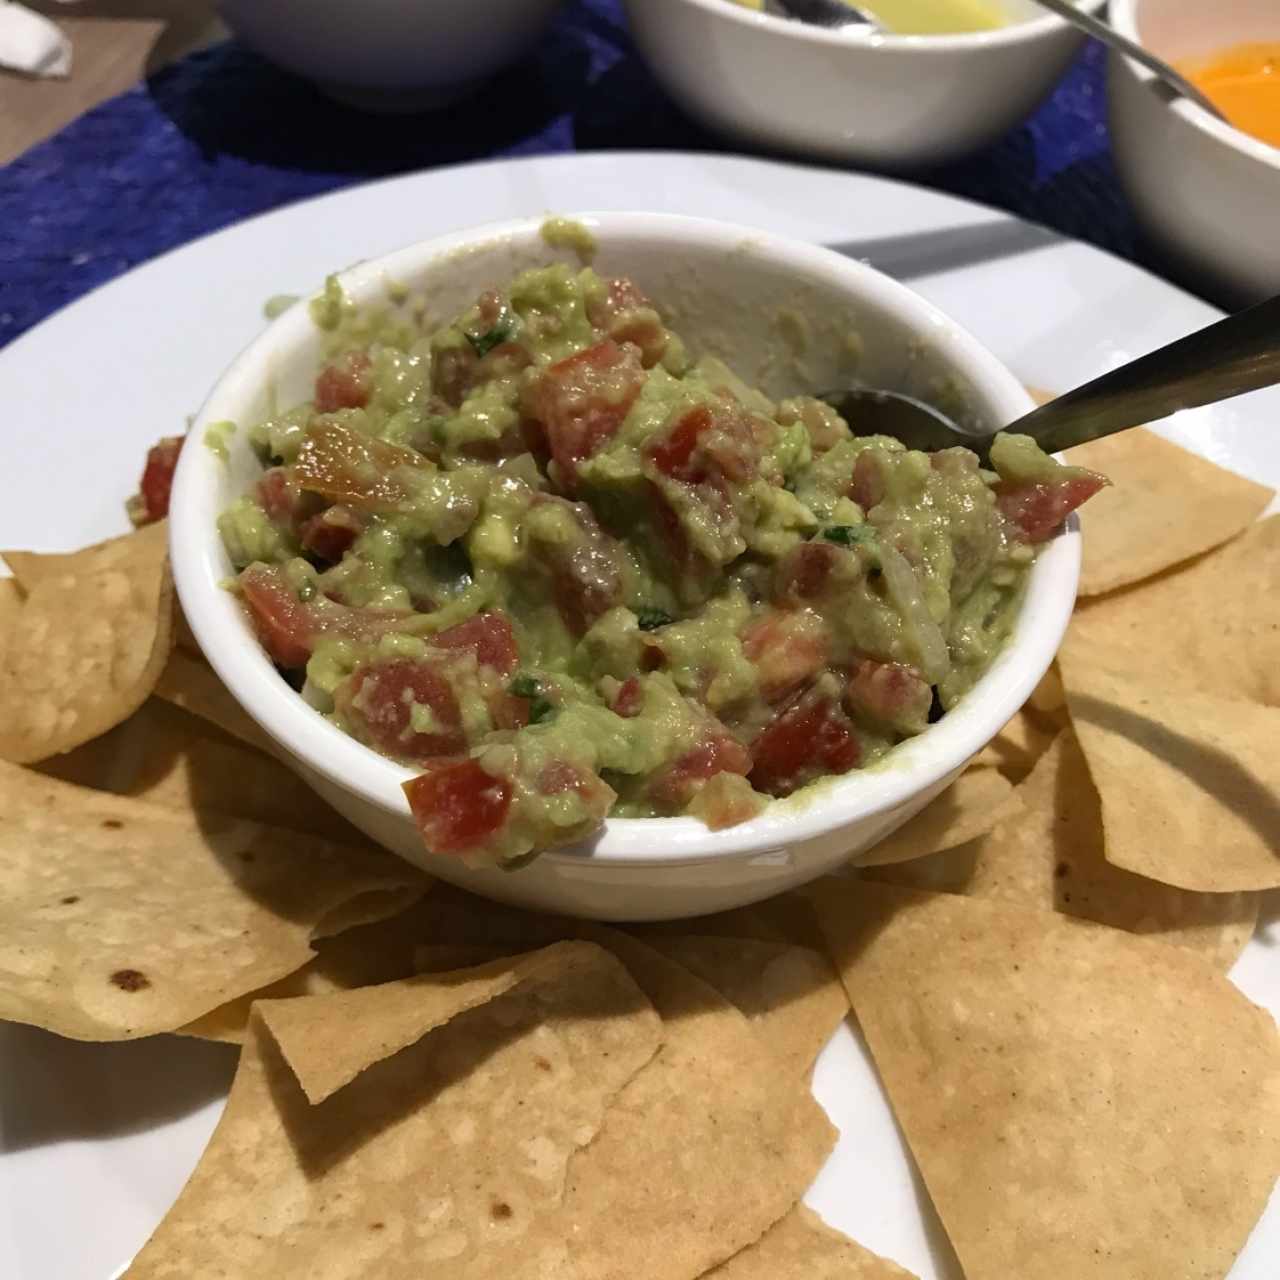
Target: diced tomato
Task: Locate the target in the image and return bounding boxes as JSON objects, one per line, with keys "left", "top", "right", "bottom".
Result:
{"left": 649, "top": 727, "right": 752, "bottom": 811}
{"left": 314, "top": 351, "right": 371, "bottom": 413}
{"left": 849, "top": 450, "right": 885, "bottom": 511}
{"left": 429, "top": 611, "right": 519, "bottom": 677}
{"left": 490, "top": 692, "right": 531, "bottom": 731}
{"left": 773, "top": 541, "right": 841, "bottom": 604}
{"left": 996, "top": 472, "right": 1107, "bottom": 544}
{"left": 238, "top": 563, "right": 410, "bottom": 668}
{"left": 238, "top": 563, "right": 315, "bottom": 668}
{"left": 689, "top": 772, "right": 765, "bottom": 831}
{"left": 529, "top": 495, "right": 626, "bottom": 635}
{"left": 587, "top": 277, "right": 652, "bottom": 327}
{"left": 336, "top": 656, "right": 465, "bottom": 764}
{"left": 133, "top": 435, "right": 184, "bottom": 525}
{"left": 525, "top": 340, "right": 645, "bottom": 492}
{"left": 845, "top": 659, "right": 932, "bottom": 735}
{"left": 256, "top": 467, "right": 304, "bottom": 526}
{"left": 741, "top": 610, "right": 830, "bottom": 702}
{"left": 588, "top": 280, "right": 667, "bottom": 367}
{"left": 404, "top": 758, "right": 512, "bottom": 856}
{"left": 299, "top": 505, "right": 362, "bottom": 562}
{"left": 609, "top": 675, "right": 644, "bottom": 718}
{"left": 294, "top": 420, "right": 433, "bottom": 513}
{"left": 749, "top": 688, "right": 862, "bottom": 797}
{"left": 646, "top": 401, "right": 758, "bottom": 488}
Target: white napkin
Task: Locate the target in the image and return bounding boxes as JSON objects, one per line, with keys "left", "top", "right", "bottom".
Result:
{"left": 0, "top": 1, "right": 72, "bottom": 78}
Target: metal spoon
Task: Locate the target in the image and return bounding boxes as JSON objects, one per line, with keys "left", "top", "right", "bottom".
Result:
{"left": 822, "top": 294, "right": 1280, "bottom": 465}
{"left": 1027, "top": 0, "right": 1225, "bottom": 121}
{"left": 768, "top": 0, "right": 875, "bottom": 28}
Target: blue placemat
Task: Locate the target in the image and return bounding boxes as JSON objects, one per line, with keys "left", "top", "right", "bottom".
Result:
{"left": 1, "top": 0, "right": 1160, "bottom": 352}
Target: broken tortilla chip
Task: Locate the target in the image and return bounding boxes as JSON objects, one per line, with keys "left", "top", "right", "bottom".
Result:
{"left": 853, "top": 767, "right": 1020, "bottom": 867}
{"left": 1061, "top": 660, "right": 1280, "bottom": 892}
{"left": 0, "top": 763, "right": 426, "bottom": 1040}
{"left": 0, "top": 534, "right": 174, "bottom": 763}
{"left": 816, "top": 881, "right": 1280, "bottom": 1280}
{"left": 127, "top": 942, "right": 661, "bottom": 1278}
{"left": 708, "top": 1205, "right": 916, "bottom": 1279}
{"left": 1063, "top": 428, "right": 1274, "bottom": 596}
{"left": 873, "top": 732, "right": 1257, "bottom": 968}
{"left": 643, "top": 934, "right": 847, "bottom": 1081}
{"left": 1, "top": 520, "right": 170, "bottom": 588}
{"left": 1064, "top": 515, "right": 1280, "bottom": 707}
{"left": 154, "top": 648, "right": 277, "bottom": 755}
{"left": 260, "top": 946, "right": 594, "bottom": 1104}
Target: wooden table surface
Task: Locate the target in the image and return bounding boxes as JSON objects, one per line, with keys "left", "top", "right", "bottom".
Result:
{"left": 0, "top": 1, "right": 223, "bottom": 164}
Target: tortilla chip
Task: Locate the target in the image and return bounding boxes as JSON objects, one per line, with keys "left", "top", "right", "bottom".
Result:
{"left": 37, "top": 697, "right": 364, "bottom": 845}
{"left": 127, "top": 943, "right": 661, "bottom": 1277}
{"left": 154, "top": 648, "right": 277, "bottom": 755}
{"left": 1, "top": 520, "right": 170, "bottom": 587}
{"left": 1063, "top": 427, "right": 1274, "bottom": 596}
{"left": 262, "top": 943, "right": 634, "bottom": 1104}
{"left": 708, "top": 1206, "right": 916, "bottom": 1279}
{"left": 1064, "top": 515, "right": 1280, "bottom": 707}
{"left": 852, "top": 768, "right": 1020, "bottom": 867}
{"left": 0, "top": 763, "right": 427, "bottom": 1040}
{"left": 816, "top": 881, "right": 1280, "bottom": 1280}
{"left": 876, "top": 732, "right": 1256, "bottom": 968}
{"left": 0, "top": 576, "right": 23, "bottom": 612}
{"left": 0, "top": 536, "right": 174, "bottom": 763}
{"left": 1027, "top": 662, "right": 1066, "bottom": 715}
{"left": 968, "top": 706, "right": 1060, "bottom": 778}
{"left": 643, "top": 934, "right": 847, "bottom": 1081}
{"left": 1062, "top": 660, "right": 1280, "bottom": 891}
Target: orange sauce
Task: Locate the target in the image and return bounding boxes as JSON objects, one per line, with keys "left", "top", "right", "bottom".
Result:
{"left": 1180, "top": 43, "right": 1280, "bottom": 148}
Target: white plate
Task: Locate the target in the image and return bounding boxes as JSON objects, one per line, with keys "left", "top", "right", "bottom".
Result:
{"left": 1, "top": 152, "right": 1276, "bottom": 1280}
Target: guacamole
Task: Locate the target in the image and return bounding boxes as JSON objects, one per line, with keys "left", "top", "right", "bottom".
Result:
{"left": 220, "top": 253, "right": 1104, "bottom": 865}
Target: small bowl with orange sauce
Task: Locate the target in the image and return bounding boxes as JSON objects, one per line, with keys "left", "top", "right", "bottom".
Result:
{"left": 1109, "top": 0, "right": 1280, "bottom": 304}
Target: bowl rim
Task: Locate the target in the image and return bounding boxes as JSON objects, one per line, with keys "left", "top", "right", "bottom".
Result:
{"left": 170, "top": 210, "right": 1079, "bottom": 868}
{"left": 1110, "top": 0, "right": 1280, "bottom": 171}
{"left": 653, "top": 0, "right": 1106, "bottom": 52}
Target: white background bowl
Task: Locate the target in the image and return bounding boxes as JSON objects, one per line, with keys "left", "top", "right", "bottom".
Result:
{"left": 169, "top": 211, "right": 1078, "bottom": 920}
{"left": 217, "top": 0, "right": 564, "bottom": 109}
{"left": 622, "top": 0, "right": 1101, "bottom": 167}
{"left": 1109, "top": 0, "right": 1280, "bottom": 305}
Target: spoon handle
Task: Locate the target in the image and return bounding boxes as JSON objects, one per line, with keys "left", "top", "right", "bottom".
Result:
{"left": 1008, "top": 294, "right": 1280, "bottom": 455}
{"left": 1028, "top": 0, "right": 1225, "bottom": 121}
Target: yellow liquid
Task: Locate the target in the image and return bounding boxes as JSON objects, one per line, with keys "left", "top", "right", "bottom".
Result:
{"left": 1179, "top": 43, "right": 1280, "bottom": 149}
{"left": 856, "top": 0, "right": 1007, "bottom": 34}
{"left": 733, "top": 0, "right": 1008, "bottom": 32}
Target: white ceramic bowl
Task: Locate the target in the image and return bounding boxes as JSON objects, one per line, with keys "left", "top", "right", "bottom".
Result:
{"left": 169, "top": 212, "right": 1079, "bottom": 921}
{"left": 1108, "top": 0, "right": 1280, "bottom": 305}
{"left": 216, "top": 0, "right": 563, "bottom": 109}
{"left": 622, "top": 0, "right": 1101, "bottom": 167}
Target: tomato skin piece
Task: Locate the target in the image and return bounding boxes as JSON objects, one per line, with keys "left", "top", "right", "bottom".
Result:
{"left": 526, "top": 339, "right": 645, "bottom": 493}
{"left": 314, "top": 351, "right": 371, "bottom": 413}
{"left": 749, "top": 689, "right": 862, "bottom": 798}
{"left": 239, "top": 563, "right": 314, "bottom": 668}
{"left": 429, "top": 611, "right": 519, "bottom": 677}
{"left": 648, "top": 728, "right": 752, "bottom": 812}
{"left": 134, "top": 435, "right": 184, "bottom": 525}
{"left": 294, "top": 420, "right": 434, "bottom": 512}
{"left": 404, "top": 759, "right": 512, "bottom": 856}
{"left": 996, "top": 472, "right": 1106, "bottom": 543}
{"left": 337, "top": 657, "right": 465, "bottom": 764}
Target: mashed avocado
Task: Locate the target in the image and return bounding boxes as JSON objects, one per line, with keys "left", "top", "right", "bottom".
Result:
{"left": 221, "top": 238, "right": 1104, "bottom": 866}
